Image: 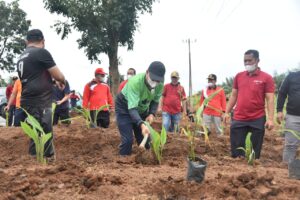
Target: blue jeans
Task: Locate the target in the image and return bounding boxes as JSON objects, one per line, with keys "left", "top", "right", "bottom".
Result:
{"left": 162, "top": 112, "right": 181, "bottom": 133}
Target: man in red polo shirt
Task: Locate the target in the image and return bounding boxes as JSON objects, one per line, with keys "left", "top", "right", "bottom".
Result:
{"left": 224, "top": 49, "right": 275, "bottom": 159}
{"left": 199, "top": 74, "right": 226, "bottom": 136}
{"left": 83, "top": 68, "right": 114, "bottom": 128}
{"left": 160, "top": 71, "right": 186, "bottom": 133}
{"left": 5, "top": 76, "right": 18, "bottom": 126}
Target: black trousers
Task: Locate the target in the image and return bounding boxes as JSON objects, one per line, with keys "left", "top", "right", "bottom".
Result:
{"left": 8, "top": 105, "right": 16, "bottom": 126}
{"left": 53, "top": 108, "right": 70, "bottom": 125}
{"left": 90, "top": 110, "right": 110, "bottom": 128}
{"left": 230, "top": 117, "right": 266, "bottom": 159}
{"left": 23, "top": 105, "right": 54, "bottom": 157}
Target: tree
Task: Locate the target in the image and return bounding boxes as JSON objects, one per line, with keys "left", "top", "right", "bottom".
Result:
{"left": 0, "top": 0, "right": 31, "bottom": 72}
{"left": 220, "top": 76, "right": 234, "bottom": 98}
{"left": 273, "top": 71, "right": 286, "bottom": 94}
{"left": 43, "top": 0, "right": 156, "bottom": 95}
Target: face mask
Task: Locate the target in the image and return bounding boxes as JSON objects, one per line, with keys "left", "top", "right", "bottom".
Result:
{"left": 207, "top": 82, "right": 215, "bottom": 88}
{"left": 245, "top": 64, "right": 256, "bottom": 72}
{"left": 146, "top": 75, "right": 158, "bottom": 88}
{"left": 127, "top": 75, "right": 133, "bottom": 80}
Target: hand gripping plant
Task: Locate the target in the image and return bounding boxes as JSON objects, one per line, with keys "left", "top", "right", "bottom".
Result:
{"left": 237, "top": 132, "right": 255, "bottom": 165}
{"left": 139, "top": 122, "right": 167, "bottom": 164}
{"left": 20, "top": 109, "right": 52, "bottom": 164}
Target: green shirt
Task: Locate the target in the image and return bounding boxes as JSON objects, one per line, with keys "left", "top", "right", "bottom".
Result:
{"left": 121, "top": 73, "right": 163, "bottom": 114}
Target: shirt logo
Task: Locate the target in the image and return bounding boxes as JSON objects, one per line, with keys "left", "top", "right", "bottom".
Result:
{"left": 253, "top": 80, "right": 263, "bottom": 85}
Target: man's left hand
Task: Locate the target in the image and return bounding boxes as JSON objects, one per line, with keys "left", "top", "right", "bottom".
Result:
{"left": 265, "top": 119, "right": 274, "bottom": 131}
{"left": 145, "top": 114, "right": 154, "bottom": 125}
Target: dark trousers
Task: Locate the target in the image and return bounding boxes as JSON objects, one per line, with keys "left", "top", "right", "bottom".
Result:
{"left": 90, "top": 110, "right": 110, "bottom": 128}
{"left": 116, "top": 112, "right": 150, "bottom": 155}
{"left": 8, "top": 105, "right": 16, "bottom": 126}
{"left": 23, "top": 105, "right": 54, "bottom": 157}
{"left": 14, "top": 108, "right": 26, "bottom": 127}
{"left": 53, "top": 108, "right": 70, "bottom": 125}
{"left": 230, "top": 122, "right": 265, "bottom": 159}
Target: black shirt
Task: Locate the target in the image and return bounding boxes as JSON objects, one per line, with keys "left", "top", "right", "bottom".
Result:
{"left": 17, "top": 46, "right": 56, "bottom": 108}
{"left": 53, "top": 80, "right": 70, "bottom": 110}
{"left": 277, "top": 71, "right": 300, "bottom": 116}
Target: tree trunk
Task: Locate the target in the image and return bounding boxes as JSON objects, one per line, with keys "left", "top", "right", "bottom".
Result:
{"left": 108, "top": 43, "right": 120, "bottom": 97}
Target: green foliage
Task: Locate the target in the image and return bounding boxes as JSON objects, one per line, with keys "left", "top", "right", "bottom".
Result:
{"left": 220, "top": 77, "right": 234, "bottom": 97}
{"left": 75, "top": 104, "right": 110, "bottom": 128}
{"left": 237, "top": 132, "right": 255, "bottom": 165}
{"left": 52, "top": 103, "right": 56, "bottom": 124}
{"left": 20, "top": 109, "right": 52, "bottom": 164}
{"left": 43, "top": 0, "right": 157, "bottom": 95}
{"left": 145, "top": 122, "right": 167, "bottom": 164}
{"left": 5, "top": 111, "right": 8, "bottom": 127}
{"left": 280, "top": 129, "right": 300, "bottom": 140}
{"left": 182, "top": 128, "right": 196, "bottom": 161}
{"left": 273, "top": 71, "right": 287, "bottom": 94}
{"left": 0, "top": 0, "right": 31, "bottom": 72}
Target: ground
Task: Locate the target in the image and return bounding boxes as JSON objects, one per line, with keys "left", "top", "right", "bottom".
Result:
{"left": 0, "top": 117, "right": 299, "bottom": 200}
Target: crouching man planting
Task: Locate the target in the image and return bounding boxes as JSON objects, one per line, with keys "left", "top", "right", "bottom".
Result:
{"left": 115, "top": 61, "right": 166, "bottom": 155}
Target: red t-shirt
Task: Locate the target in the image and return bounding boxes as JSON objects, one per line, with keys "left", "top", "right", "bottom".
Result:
{"left": 199, "top": 86, "right": 226, "bottom": 117}
{"left": 233, "top": 69, "right": 275, "bottom": 121}
{"left": 162, "top": 83, "right": 186, "bottom": 114}
{"left": 118, "top": 80, "right": 128, "bottom": 93}
{"left": 6, "top": 84, "right": 16, "bottom": 106}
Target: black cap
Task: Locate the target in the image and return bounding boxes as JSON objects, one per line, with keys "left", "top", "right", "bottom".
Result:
{"left": 26, "top": 29, "right": 44, "bottom": 41}
{"left": 148, "top": 61, "right": 166, "bottom": 82}
{"left": 207, "top": 74, "right": 217, "bottom": 81}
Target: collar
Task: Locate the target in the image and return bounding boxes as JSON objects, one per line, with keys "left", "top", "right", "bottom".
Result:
{"left": 247, "top": 67, "right": 261, "bottom": 76}
{"left": 171, "top": 82, "right": 180, "bottom": 86}
{"left": 207, "top": 85, "right": 217, "bottom": 90}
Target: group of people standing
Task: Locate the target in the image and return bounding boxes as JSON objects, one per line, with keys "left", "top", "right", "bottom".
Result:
{"left": 3, "top": 29, "right": 300, "bottom": 165}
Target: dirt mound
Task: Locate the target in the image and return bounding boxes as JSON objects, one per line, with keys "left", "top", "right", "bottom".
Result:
{"left": 0, "top": 119, "right": 299, "bottom": 199}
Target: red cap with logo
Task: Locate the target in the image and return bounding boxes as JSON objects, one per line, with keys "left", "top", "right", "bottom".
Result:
{"left": 95, "top": 68, "right": 106, "bottom": 75}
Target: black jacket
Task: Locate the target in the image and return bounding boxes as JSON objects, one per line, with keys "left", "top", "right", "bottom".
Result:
{"left": 277, "top": 71, "right": 300, "bottom": 116}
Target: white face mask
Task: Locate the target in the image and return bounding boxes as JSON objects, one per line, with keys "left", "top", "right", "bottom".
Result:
{"left": 146, "top": 75, "right": 158, "bottom": 88}
{"left": 127, "top": 75, "right": 133, "bottom": 80}
{"left": 207, "top": 82, "right": 215, "bottom": 88}
{"left": 245, "top": 64, "right": 256, "bottom": 72}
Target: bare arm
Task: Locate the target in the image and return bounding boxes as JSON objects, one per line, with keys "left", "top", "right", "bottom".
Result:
{"left": 57, "top": 94, "right": 70, "bottom": 105}
{"left": 48, "top": 66, "right": 65, "bottom": 84}
{"left": 225, "top": 89, "right": 238, "bottom": 114}
{"left": 4, "top": 87, "right": 17, "bottom": 111}
{"left": 265, "top": 93, "right": 275, "bottom": 130}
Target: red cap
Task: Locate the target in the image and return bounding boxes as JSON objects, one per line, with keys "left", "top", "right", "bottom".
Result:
{"left": 95, "top": 68, "right": 106, "bottom": 75}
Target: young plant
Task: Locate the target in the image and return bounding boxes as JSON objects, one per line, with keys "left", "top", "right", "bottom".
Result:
{"left": 20, "top": 109, "right": 52, "bottom": 164}
{"left": 5, "top": 111, "right": 8, "bottom": 127}
{"left": 280, "top": 129, "right": 300, "bottom": 140}
{"left": 142, "top": 122, "right": 167, "bottom": 164}
{"left": 237, "top": 132, "right": 255, "bottom": 165}
{"left": 52, "top": 102, "right": 56, "bottom": 124}
{"left": 182, "top": 127, "right": 196, "bottom": 161}
{"left": 75, "top": 104, "right": 109, "bottom": 128}
{"left": 195, "top": 88, "right": 222, "bottom": 145}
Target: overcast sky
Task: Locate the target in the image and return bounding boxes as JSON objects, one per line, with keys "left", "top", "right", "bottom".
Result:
{"left": 3, "top": 0, "right": 300, "bottom": 94}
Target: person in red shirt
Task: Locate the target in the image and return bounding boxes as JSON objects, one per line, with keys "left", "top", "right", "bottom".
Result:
{"left": 199, "top": 74, "right": 226, "bottom": 136}
{"left": 224, "top": 49, "right": 275, "bottom": 159}
{"left": 159, "top": 71, "right": 186, "bottom": 133}
{"left": 69, "top": 90, "right": 80, "bottom": 109}
{"left": 5, "top": 76, "right": 18, "bottom": 126}
{"left": 83, "top": 68, "right": 114, "bottom": 128}
{"left": 118, "top": 68, "right": 136, "bottom": 93}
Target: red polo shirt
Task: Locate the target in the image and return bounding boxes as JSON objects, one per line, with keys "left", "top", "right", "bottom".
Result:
{"left": 118, "top": 80, "right": 128, "bottom": 93}
{"left": 162, "top": 83, "right": 186, "bottom": 114}
{"left": 233, "top": 69, "right": 275, "bottom": 121}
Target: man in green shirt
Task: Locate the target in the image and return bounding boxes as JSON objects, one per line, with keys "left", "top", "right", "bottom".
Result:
{"left": 115, "top": 61, "right": 166, "bottom": 155}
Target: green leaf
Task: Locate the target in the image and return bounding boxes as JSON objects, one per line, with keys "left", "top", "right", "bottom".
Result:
{"left": 41, "top": 133, "right": 52, "bottom": 146}
{"left": 21, "top": 121, "right": 38, "bottom": 145}
{"left": 22, "top": 108, "right": 44, "bottom": 133}
{"left": 160, "top": 126, "right": 167, "bottom": 147}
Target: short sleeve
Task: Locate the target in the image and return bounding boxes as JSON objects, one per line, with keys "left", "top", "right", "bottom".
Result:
{"left": 233, "top": 74, "right": 238, "bottom": 89}
{"left": 64, "top": 81, "right": 71, "bottom": 94}
{"left": 153, "top": 84, "right": 163, "bottom": 102}
{"left": 265, "top": 74, "right": 275, "bottom": 93}
{"left": 126, "top": 81, "right": 140, "bottom": 110}
{"left": 38, "top": 49, "right": 56, "bottom": 70}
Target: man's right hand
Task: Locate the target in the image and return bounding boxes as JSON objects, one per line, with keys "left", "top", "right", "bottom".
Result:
{"left": 277, "top": 112, "right": 284, "bottom": 124}
{"left": 141, "top": 123, "right": 150, "bottom": 136}
{"left": 4, "top": 105, "right": 9, "bottom": 112}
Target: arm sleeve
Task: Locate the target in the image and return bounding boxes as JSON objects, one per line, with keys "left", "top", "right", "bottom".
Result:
{"left": 129, "top": 108, "right": 144, "bottom": 127}
{"left": 265, "top": 74, "right": 275, "bottom": 93}
{"left": 277, "top": 75, "right": 289, "bottom": 112}
{"left": 149, "top": 101, "right": 159, "bottom": 116}
{"left": 181, "top": 87, "right": 187, "bottom": 100}
{"left": 82, "top": 84, "right": 90, "bottom": 109}
{"left": 64, "top": 81, "right": 71, "bottom": 95}
{"left": 38, "top": 49, "right": 56, "bottom": 70}
{"left": 233, "top": 74, "right": 238, "bottom": 89}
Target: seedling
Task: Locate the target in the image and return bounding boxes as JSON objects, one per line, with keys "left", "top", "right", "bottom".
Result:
{"left": 5, "top": 111, "right": 8, "bottom": 127}
{"left": 182, "top": 127, "right": 196, "bottom": 161}
{"left": 237, "top": 132, "right": 255, "bottom": 165}
{"left": 280, "top": 129, "right": 300, "bottom": 140}
{"left": 20, "top": 109, "right": 52, "bottom": 164}
{"left": 140, "top": 122, "right": 167, "bottom": 164}
{"left": 75, "top": 104, "right": 109, "bottom": 128}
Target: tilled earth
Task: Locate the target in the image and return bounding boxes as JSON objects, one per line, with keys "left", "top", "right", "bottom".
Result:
{"left": 0, "top": 118, "right": 299, "bottom": 200}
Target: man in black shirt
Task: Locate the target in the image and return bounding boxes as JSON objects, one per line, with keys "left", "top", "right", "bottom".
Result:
{"left": 17, "top": 29, "right": 65, "bottom": 160}
{"left": 53, "top": 80, "right": 70, "bottom": 125}
{"left": 277, "top": 71, "right": 300, "bottom": 163}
